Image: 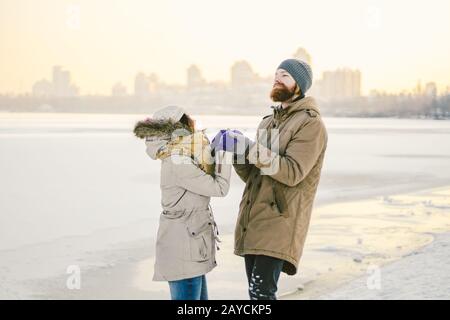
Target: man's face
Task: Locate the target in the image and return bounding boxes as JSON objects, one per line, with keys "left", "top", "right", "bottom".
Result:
{"left": 270, "top": 69, "right": 297, "bottom": 102}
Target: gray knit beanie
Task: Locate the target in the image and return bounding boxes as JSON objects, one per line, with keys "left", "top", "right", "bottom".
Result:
{"left": 277, "top": 59, "right": 313, "bottom": 95}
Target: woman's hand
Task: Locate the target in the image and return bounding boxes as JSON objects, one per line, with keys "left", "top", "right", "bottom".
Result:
{"left": 210, "top": 130, "right": 228, "bottom": 156}
{"left": 211, "top": 130, "right": 227, "bottom": 150}
{"left": 217, "top": 130, "right": 254, "bottom": 155}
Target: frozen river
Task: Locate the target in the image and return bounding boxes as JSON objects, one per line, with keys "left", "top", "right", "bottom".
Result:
{"left": 1, "top": 112, "right": 450, "bottom": 252}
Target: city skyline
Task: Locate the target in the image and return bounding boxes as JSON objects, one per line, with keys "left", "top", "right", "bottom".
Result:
{"left": 28, "top": 60, "right": 445, "bottom": 100}
{"left": 1, "top": 54, "right": 447, "bottom": 118}
{"left": 6, "top": 62, "right": 450, "bottom": 99}
{"left": 1, "top": 0, "right": 450, "bottom": 96}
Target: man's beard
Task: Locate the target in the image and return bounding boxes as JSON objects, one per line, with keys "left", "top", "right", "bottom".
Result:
{"left": 270, "top": 84, "right": 295, "bottom": 102}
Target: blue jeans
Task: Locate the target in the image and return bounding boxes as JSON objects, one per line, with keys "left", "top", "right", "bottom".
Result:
{"left": 168, "top": 275, "right": 208, "bottom": 300}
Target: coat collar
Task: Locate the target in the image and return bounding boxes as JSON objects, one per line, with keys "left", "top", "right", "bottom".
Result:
{"left": 271, "top": 96, "right": 320, "bottom": 121}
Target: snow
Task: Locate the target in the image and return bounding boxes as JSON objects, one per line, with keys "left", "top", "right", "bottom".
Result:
{"left": 1, "top": 112, "right": 450, "bottom": 299}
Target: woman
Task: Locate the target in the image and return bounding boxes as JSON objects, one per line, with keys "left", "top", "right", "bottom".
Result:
{"left": 134, "top": 106, "right": 232, "bottom": 300}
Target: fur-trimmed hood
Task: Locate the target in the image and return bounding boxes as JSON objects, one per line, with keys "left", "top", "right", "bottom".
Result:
{"left": 134, "top": 117, "right": 214, "bottom": 175}
{"left": 134, "top": 118, "right": 192, "bottom": 140}
{"left": 134, "top": 118, "right": 193, "bottom": 160}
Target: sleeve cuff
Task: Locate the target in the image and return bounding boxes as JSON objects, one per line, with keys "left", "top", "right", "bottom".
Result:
{"left": 247, "top": 143, "right": 279, "bottom": 175}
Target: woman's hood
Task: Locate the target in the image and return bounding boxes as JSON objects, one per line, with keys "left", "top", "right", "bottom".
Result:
{"left": 134, "top": 118, "right": 193, "bottom": 160}
{"left": 134, "top": 118, "right": 191, "bottom": 140}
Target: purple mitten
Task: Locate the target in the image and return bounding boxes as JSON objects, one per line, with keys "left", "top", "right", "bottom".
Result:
{"left": 211, "top": 130, "right": 227, "bottom": 154}
{"left": 217, "top": 130, "right": 253, "bottom": 155}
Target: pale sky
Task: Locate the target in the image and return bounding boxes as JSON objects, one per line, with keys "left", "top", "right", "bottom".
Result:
{"left": 1, "top": 0, "right": 450, "bottom": 95}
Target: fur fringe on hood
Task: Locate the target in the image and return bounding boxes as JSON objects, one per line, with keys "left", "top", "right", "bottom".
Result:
{"left": 134, "top": 117, "right": 215, "bottom": 175}
{"left": 133, "top": 118, "right": 193, "bottom": 139}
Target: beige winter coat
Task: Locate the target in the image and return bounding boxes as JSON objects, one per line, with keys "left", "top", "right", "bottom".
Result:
{"left": 233, "top": 96, "right": 328, "bottom": 275}
{"left": 145, "top": 128, "right": 232, "bottom": 281}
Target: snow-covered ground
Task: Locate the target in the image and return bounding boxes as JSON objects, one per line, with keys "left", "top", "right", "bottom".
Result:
{"left": 1, "top": 112, "right": 450, "bottom": 299}
{"left": 280, "top": 187, "right": 450, "bottom": 300}
{"left": 319, "top": 232, "right": 450, "bottom": 300}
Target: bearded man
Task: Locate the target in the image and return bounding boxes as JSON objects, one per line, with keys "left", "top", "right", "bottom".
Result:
{"left": 217, "top": 59, "right": 328, "bottom": 300}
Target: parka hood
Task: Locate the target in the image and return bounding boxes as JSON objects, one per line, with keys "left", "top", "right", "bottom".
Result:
{"left": 134, "top": 118, "right": 193, "bottom": 160}
{"left": 134, "top": 118, "right": 192, "bottom": 140}
{"left": 286, "top": 96, "right": 320, "bottom": 115}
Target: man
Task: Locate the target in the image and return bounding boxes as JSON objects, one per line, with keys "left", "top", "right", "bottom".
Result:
{"left": 221, "top": 59, "right": 328, "bottom": 300}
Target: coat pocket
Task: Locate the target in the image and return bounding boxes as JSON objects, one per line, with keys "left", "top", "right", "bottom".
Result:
{"left": 188, "top": 234, "right": 210, "bottom": 262}
{"left": 272, "top": 180, "right": 289, "bottom": 218}
{"left": 161, "top": 209, "right": 186, "bottom": 219}
{"left": 186, "top": 212, "right": 213, "bottom": 262}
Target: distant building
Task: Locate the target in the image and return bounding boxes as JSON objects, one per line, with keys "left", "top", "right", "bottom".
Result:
{"left": 134, "top": 72, "right": 159, "bottom": 98}
{"left": 148, "top": 73, "right": 159, "bottom": 93}
{"left": 111, "top": 82, "right": 127, "bottom": 97}
{"left": 293, "top": 47, "right": 312, "bottom": 65}
{"left": 52, "top": 66, "right": 78, "bottom": 97}
{"left": 187, "top": 65, "right": 206, "bottom": 90}
{"left": 318, "top": 68, "right": 361, "bottom": 100}
{"left": 134, "top": 73, "right": 150, "bottom": 98}
{"left": 32, "top": 79, "right": 53, "bottom": 97}
{"left": 425, "top": 82, "right": 437, "bottom": 98}
{"left": 230, "top": 61, "right": 258, "bottom": 89}
{"left": 32, "top": 66, "right": 78, "bottom": 97}
{"left": 413, "top": 80, "right": 423, "bottom": 96}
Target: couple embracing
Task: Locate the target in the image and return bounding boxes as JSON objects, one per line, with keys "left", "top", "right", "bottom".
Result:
{"left": 134, "top": 59, "right": 327, "bottom": 300}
